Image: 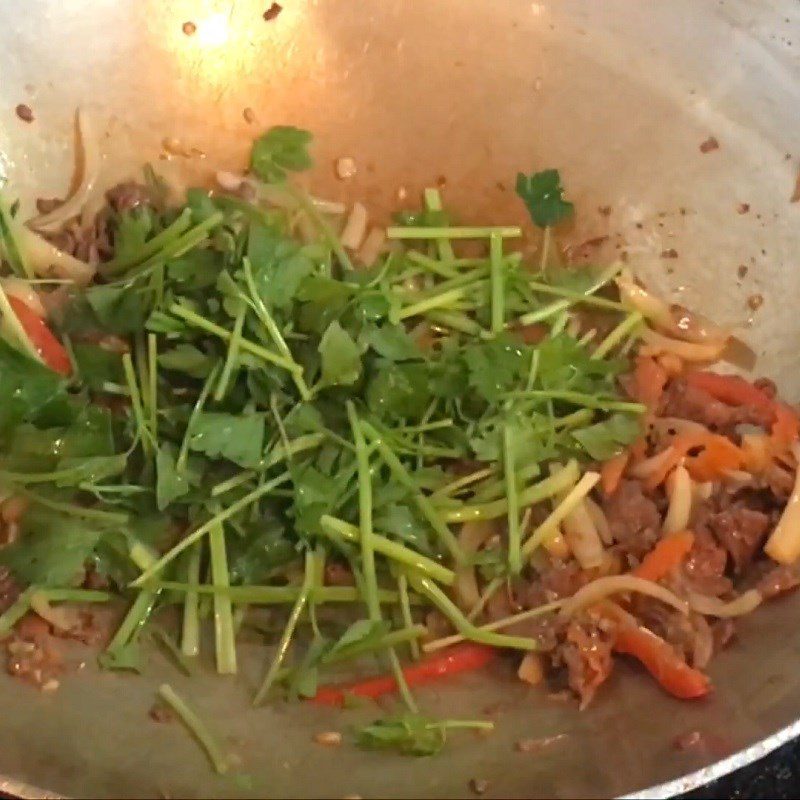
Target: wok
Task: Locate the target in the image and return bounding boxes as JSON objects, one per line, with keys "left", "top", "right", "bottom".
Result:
{"left": 1, "top": 0, "right": 800, "bottom": 797}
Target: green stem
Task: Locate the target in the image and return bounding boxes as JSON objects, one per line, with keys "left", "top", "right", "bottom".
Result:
{"left": 157, "top": 684, "right": 229, "bottom": 775}
{"left": 405, "top": 249, "right": 460, "bottom": 279}
{"left": 103, "top": 208, "right": 192, "bottom": 273}
{"left": 444, "top": 460, "right": 579, "bottom": 523}
{"left": 153, "top": 582, "right": 409, "bottom": 605}
{"left": 361, "top": 421, "right": 465, "bottom": 564}
{"left": 489, "top": 233, "right": 504, "bottom": 335}
{"left": 213, "top": 304, "right": 246, "bottom": 401}
{"left": 423, "top": 188, "right": 455, "bottom": 263}
{"left": 503, "top": 425, "right": 521, "bottom": 574}
{"left": 106, "top": 589, "right": 159, "bottom": 653}
{"left": 253, "top": 551, "right": 314, "bottom": 705}
{"left": 242, "top": 257, "right": 310, "bottom": 399}
{"left": 209, "top": 524, "right": 237, "bottom": 674}
{"left": 408, "top": 572, "right": 536, "bottom": 651}
{"left": 181, "top": 543, "right": 202, "bottom": 658}
{"left": 319, "top": 515, "right": 455, "bottom": 585}
{"left": 177, "top": 363, "right": 220, "bottom": 473}
{"left": 122, "top": 352, "right": 153, "bottom": 455}
{"left": 132, "top": 470, "right": 292, "bottom": 587}
{"left": 393, "top": 286, "right": 469, "bottom": 323}
{"left": 170, "top": 303, "right": 301, "bottom": 374}
{"left": 501, "top": 389, "right": 646, "bottom": 413}
{"left": 397, "top": 574, "right": 420, "bottom": 660}
{"left": 592, "top": 310, "right": 643, "bottom": 359}
{"left": 347, "top": 403, "right": 380, "bottom": 622}
{"left": 147, "top": 333, "right": 158, "bottom": 443}
{"left": 22, "top": 491, "right": 129, "bottom": 524}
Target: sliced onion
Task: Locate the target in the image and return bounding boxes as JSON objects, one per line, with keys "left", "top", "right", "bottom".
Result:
{"left": 630, "top": 445, "right": 677, "bottom": 479}
{"left": 584, "top": 496, "right": 613, "bottom": 546}
{"left": 616, "top": 270, "right": 674, "bottom": 328}
{"left": 764, "top": 443, "right": 800, "bottom": 564}
{"left": 517, "top": 652, "right": 545, "bottom": 685}
{"left": 0, "top": 278, "right": 46, "bottom": 318}
{"left": 28, "top": 109, "right": 101, "bottom": 232}
{"left": 669, "top": 304, "right": 730, "bottom": 346}
{"left": 561, "top": 499, "right": 605, "bottom": 570}
{"left": 687, "top": 589, "right": 762, "bottom": 618}
{"left": 689, "top": 613, "right": 714, "bottom": 669}
{"left": 356, "top": 227, "right": 386, "bottom": 267}
{"left": 340, "top": 201, "right": 368, "bottom": 250}
{"left": 663, "top": 465, "right": 692, "bottom": 533}
{"left": 454, "top": 520, "right": 497, "bottom": 611}
{"left": 560, "top": 575, "right": 689, "bottom": 619}
{"left": 216, "top": 170, "right": 245, "bottom": 192}
{"left": 639, "top": 328, "right": 727, "bottom": 362}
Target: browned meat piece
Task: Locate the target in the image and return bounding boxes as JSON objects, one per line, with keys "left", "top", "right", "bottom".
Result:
{"left": 600, "top": 479, "right": 660, "bottom": 558}
{"left": 106, "top": 181, "right": 152, "bottom": 213}
{"left": 659, "top": 378, "right": 771, "bottom": 434}
{"left": 0, "top": 568, "right": 20, "bottom": 615}
{"left": 756, "top": 564, "right": 800, "bottom": 600}
{"left": 537, "top": 562, "right": 595, "bottom": 600}
{"left": 708, "top": 507, "right": 771, "bottom": 573}
{"left": 324, "top": 561, "right": 354, "bottom": 586}
{"left": 559, "top": 620, "right": 614, "bottom": 709}
{"left": 683, "top": 527, "right": 731, "bottom": 596}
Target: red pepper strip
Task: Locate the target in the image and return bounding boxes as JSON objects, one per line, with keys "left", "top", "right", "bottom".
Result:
{"left": 310, "top": 643, "right": 496, "bottom": 707}
{"left": 632, "top": 531, "right": 695, "bottom": 583}
{"left": 685, "top": 370, "right": 800, "bottom": 453}
{"left": 633, "top": 356, "right": 668, "bottom": 409}
{"left": 6, "top": 295, "right": 72, "bottom": 376}
{"left": 613, "top": 624, "right": 711, "bottom": 700}
{"left": 684, "top": 370, "right": 775, "bottom": 414}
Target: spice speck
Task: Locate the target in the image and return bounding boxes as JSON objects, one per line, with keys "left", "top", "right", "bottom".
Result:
{"left": 15, "top": 104, "right": 34, "bottom": 123}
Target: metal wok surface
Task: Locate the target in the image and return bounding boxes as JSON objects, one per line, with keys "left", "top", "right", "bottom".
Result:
{"left": 1, "top": 1, "right": 800, "bottom": 796}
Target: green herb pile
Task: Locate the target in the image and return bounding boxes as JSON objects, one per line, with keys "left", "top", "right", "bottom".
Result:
{"left": 0, "top": 127, "right": 645, "bottom": 762}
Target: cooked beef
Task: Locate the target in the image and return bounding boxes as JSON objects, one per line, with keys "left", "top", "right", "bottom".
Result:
{"left": 707, "top": 506, "right": 771, "bottom": 573}
{"left": 683, "top": 527, "right": 731, "bottom": 595}
{"left": 0, "top": 568, "right": 20, "bottom": 616}
{"left": 600, "top": 479, "right": 660, "bottom": 558}
{"left": 659, "top": 378, "right": 771, "bottom": 434}
{"left": 106, "top": 181, "right": 152, "bottom": 213}
{"left": 756, "top": 564, "right": 800, "bottom": 600}
{"left": 559, "top": 620, "right": 614, "bottom": 709}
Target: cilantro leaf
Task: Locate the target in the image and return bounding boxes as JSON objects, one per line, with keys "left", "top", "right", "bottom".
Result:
{"left": 159, "top": 344, "right": 214, "bottom": 379}
{"left": 71, "top": 343, "right": 124, "bottom": 390}
{"left": 0, "top": 338, "right": 69, "bottom": 433}
{"left": 250, "top": 126, "right": 313, "bottom": 183}
{"left": 156, "top": 444, "right": 191, "bottom": 510}
{"left": 361, "top": 324, "right": 420, "bottom": 361}
{"left": 0, "top": 508, "right": 107, "bottom": 587}
{"left": 463, "top": 336, "right": 527, "bottom": 403}
{"left": 515, "top": 169, "right": 574, "bottom": 228}
{"left": 189, "top": 413, "right": 265, "bottom": 467}
{"left": 318, "top": 321, "right": 361, "bottom": 386}
{"left": 572, "top": 413, "right": 641, "bottom": 460}
{"left": 327, "top": 619, "right": 389, "bottom": 660}
{"left": 112, "top": 208, "right": 154, "bottom": 265}
{"left": 85, "top": 284, "right": 147, "bottom": 335}
{"left": 356, "top": 714, "right": 447, "bottom": 757}
{"left": 367, "top": 361, "right": 431, "bottom": 421}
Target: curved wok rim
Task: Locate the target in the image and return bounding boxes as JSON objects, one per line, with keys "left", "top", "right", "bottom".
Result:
{"left": 1, "top": 713, "right": 797, "bottom": 799}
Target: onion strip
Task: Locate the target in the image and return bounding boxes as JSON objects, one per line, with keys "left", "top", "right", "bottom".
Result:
{"left": 663, "top": 465, "right": 692, "bottom": 533}
{"left": 559, "top": 575, "right": 689, "bottom": 619}
{"left": 687, "top": 589, "right": 762, "bottom": 618}
{"left": 340, "top": 202, "right": 368, "bottom": 250}
{"left": 639, "top": 328, "right": 727, "bottom": 362}
{"left": 28, "top": 109, "right": 101, "bottom": 232}
{"left": 764, "top": 443, "right": 800, "bottom": 564}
